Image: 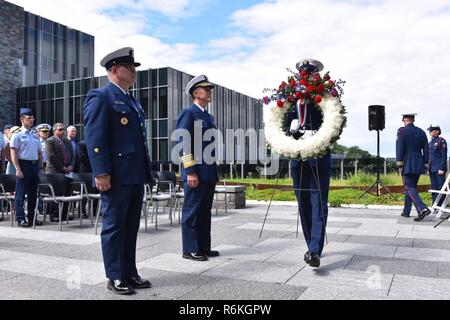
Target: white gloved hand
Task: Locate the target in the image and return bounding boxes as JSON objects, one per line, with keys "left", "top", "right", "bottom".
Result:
{"left": 290, "top": 119, "right": 300, "bottom": 133}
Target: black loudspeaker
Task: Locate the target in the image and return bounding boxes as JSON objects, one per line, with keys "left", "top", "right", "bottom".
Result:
{"left": 368, "top": 105, "right": 385, "bottom": 131}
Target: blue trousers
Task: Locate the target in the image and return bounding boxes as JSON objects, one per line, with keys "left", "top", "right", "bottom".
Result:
{"left": 100, "top": 184, "right": 144, "bottom": 281}
{"left": 181, "top": 182, "right": 215, "bottom": 254}
{"left": 402, "top": 174, "right": 427, "bottom": 214}
{"left": 430, "top": 172, "right": 446, "bottom": 206}
{"left": 292, "top": 162, "right": 331, "bottom": 257}
{"left": 14, "top": 160, "right": 39, "bottom": 223}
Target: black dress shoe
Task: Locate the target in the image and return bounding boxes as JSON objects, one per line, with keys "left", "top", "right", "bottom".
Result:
{"left": 182, "top": 252, "right": 208, "bottom": 261}
{"left": 18, "top": 220, "right": 31, "bottom": 228}
{"left": 200, "top": 249, "right": 220, "bottom": 257}
{"left": 127, "top": 276, "right": 152, "bottom": 289}
{"left": 305, "top": 252, "right": 320, "bottom": 268}
{"left": 414, "top": 208, "right": 431, "bottom": 222}
{"left": 304, "top": 251, "right": 310, "bottom": 262}
{"left": 107, "top": 279, "right": 136, "bottom": 295}
{"left": 30, "top": 220, "right": 43, "bottom": 226}
{"left": 400, "top": 212, "right": 410, "bottom": 218}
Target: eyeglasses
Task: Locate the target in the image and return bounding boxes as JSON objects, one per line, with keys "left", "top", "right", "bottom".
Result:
{"left": 56, "top": 128, "right": 65, "bottom": 132}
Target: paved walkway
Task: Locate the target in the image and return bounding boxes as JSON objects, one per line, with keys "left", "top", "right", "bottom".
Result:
{"left": 1, "top": 200, "right": 450, "bottom": 300}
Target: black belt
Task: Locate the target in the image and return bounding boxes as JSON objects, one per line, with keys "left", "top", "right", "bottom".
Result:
{"left": 19, "top": 159, "right": 38, "bottom": 164}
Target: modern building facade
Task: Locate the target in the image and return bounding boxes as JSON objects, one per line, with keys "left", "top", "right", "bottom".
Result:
{"left": 16, "top": 67, "right": 263, "bottom": 165}
{"left": 0, "top": 0, "right": 94, "bottom": 127}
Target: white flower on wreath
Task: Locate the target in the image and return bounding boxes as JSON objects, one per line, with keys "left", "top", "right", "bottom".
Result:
{"left": 263, "top": 95, "right": 346, "bottom": 160}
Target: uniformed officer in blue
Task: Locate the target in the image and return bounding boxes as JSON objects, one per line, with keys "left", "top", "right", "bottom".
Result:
{"left": 176, "top": 75, "right": 220, "bottom": 262}
{"left": 427, "top": 125, "right": 447, "bottom": 208}
{"left": 36, "top": 123, "right": 51, "bottom": 169}
{"left": 396, "top": 113, "right": 431, "bottom": 221}
{"left": 10, "top": 108, "right": 44, "bottom": 227}
{"left": 288, "top": 59, "right": 330, "bottom": 268}
{"left": 83, "top": 47, "right": 152, "bottom": 295}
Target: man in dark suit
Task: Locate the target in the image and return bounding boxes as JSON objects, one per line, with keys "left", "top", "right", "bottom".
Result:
{"left": 83, "top": 47, "right": 152, "bottom": 295}
{"left": 45, "top": 122, "right": 75, "bottom": 222}
{"left": 288, "top": 60, "right": 330, "bottom": 269}
{"left": 67, "top": 126, "right": 80, "bottom": 173}
{"left": 77, "top": 140, "right": 92, "bottom": 173}
{"left": 176, "top": 74, "right": 220, "bottom": 262}
{"left": 396, "top": 113, "right": 431, "bottom": 221}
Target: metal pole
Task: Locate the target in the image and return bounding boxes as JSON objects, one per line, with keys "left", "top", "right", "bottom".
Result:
{"left": 377, "top": 130, "right": 380, "bottom": 196}
{"left": 384, "top": 159, "right": 387, "bottom": 176}
{"left": 241, "top": 162, "right": 244, "bottom": 179}
{"left": 355, "top": 158, "right": 358, "bottom": 175}
{"left": 341, "top": 157, "right": 344, "bottom": 181}
{"left": 230, "top": 163, "right": 233, "bottom": 179}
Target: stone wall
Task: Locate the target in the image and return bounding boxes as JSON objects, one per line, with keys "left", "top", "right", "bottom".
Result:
{"left": 0, "top": 0, "right": 24, "bottom": 128}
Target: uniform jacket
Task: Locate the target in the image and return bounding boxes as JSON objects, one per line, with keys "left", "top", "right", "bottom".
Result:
{"left": 45, "top": 136, "right": 75, "bottom": 174}
{"left": 396, "top": 123, "right": 429, "bottom": 175}
{"left": 429, "top": 136, "right": 448, "bottom": 173}
{"left": 286, "top": 100, "right": 331, "bottom": 168}
{"left": 176, "top": 104, "right": 219, "bottom": 183}
{"left": 83, "top": 82, "right": 151, "bottom": 185}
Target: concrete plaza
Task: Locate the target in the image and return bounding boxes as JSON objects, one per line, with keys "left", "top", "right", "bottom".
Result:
{"left": 1, "top": 200, "right": 450, "bottom": 300}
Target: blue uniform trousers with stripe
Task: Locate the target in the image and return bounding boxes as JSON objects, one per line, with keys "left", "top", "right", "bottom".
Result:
{"left": 14, "top": 160, "right": 39, "bottom": 223}
{"left": 100, "top": 184, "right": 144, "bottom": 281}
{"left": 292, "top": 162, "right": 330, "bottom": 257}
{"left": 430, "top": 173, "right": 446, "bottom": 206}
{"left": 181, "top": 182, "right": 215, "bottom": 254}
{"left": 402, "top": 174, "right": 427, "bottom": 215}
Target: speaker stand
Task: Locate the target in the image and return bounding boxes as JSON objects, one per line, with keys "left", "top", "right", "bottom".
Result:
{"left": 358, "top": 130, "right": 392, "bottom": 199}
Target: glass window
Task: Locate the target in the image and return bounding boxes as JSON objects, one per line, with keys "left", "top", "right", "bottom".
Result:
{"left": 47, "top": 84, "right": 54, "bottom": 99}
{"left": 55, "top": 99, "right": 64, "bottom": 123}
{"left": 159, "top": 120, "right": 168, "bottom": 137}
{"left": 38, "top": 85, "right": 46, "bottom": 100}
{"left": 69, "top": 98, "right": 74, "bottom": 125}
{"left": 75, "top": 97, "right": 82, "bottom": 124}
{"left": 152, "top": 88, "right": 158, "bottom": 119}
{"left": 55, "top": 82, "right": 64, "bottom": 98}
{"left": 83, "top": 78, "right": 91, "bottom": 94}
{"left": 152, "top": 120, "right": 158, "bottom": 138}
{"left": 20, "top": 87, "right": 28, "bottom": 102}
{"left": 139, "top": 70, "right": 149, "bottom": 88}
{"left": 139, "top": 89, "right": 149, "bottom": 118}
{"left": 159, "top": 68, "right": 168, "bottom": 86}
{"left": 159, "top": 139, "right": 168, "bottom": 161}
{"left": 42, "top": 32, "right": 53, "bottom": 58}
{"left": 152, "top": 140, "right": 157, "bottom": 161}
{"left": 159, "top": 87, "right": 168, "bottom": 118}
{"left": 75, "top": 80, "right": 81, "bottom": 95}
{"left": 152, "top": 70, "right": 157, "bottom": 86}
{"left": 42, "top": 100, "right": 54, "bottom": 123}
{"left": 28, "top": 87, "right": 37, "bottom": 101}
{"left": 42, "top": 19, "right": 53, "bottom": 34}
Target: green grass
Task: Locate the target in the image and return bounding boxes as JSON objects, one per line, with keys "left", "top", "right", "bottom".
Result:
{"left": 245, "top": 187, "right": 433, "bottom": 207}
{"left": 226, "top": 173, "right": 430, "bottom": 187}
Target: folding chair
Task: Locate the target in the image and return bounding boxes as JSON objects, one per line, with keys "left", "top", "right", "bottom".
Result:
{"left": 72, "top": 173, "right": 102, "bottom": 230}
{"left": 0, "top": 174, "right": 16, "bottom": 226}
{"left": 34, "top": 174, "right": 84, "bottom": 231}
{"left": 429, "top": 173, "right": 450, "bottom": 227}
{"left": 157, "top": 171, "right": 178, "bottom": 226}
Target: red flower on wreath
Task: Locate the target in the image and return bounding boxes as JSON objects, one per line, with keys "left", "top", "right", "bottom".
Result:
{"left": 261, "top": 68, "right": 344, "bottom": 108}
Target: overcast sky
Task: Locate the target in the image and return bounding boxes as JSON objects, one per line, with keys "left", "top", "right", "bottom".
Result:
{"left": 8, "top": 0, "right": 450, "bottom": 156}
